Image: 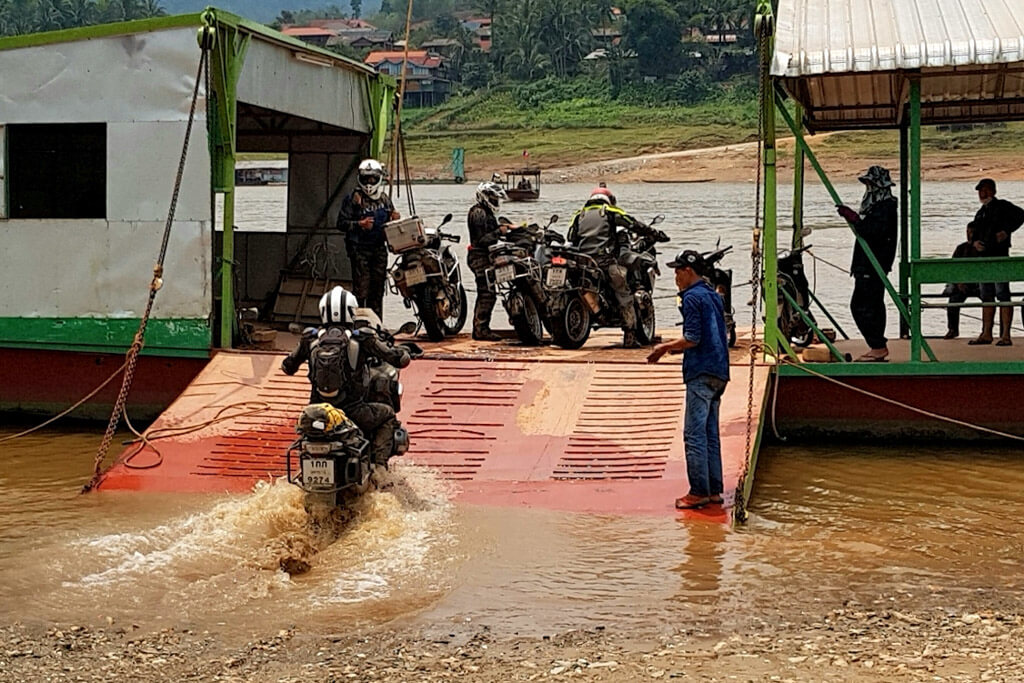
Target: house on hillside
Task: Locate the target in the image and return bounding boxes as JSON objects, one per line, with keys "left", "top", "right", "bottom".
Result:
{"left": 420, "top": 38, "right": 462, "bottom": 58}
{"left": 365, "top": 50, "right": 451, "bottom": 106}
{"left": 281, "top": 26, "right": 336, "bottom": 48}
{"left": 330, "top": 27, "right": 395, "bottom": 51}
{"left": 310, "top": 18, "right": 376, "bottom": 31}
{"left": 591, "top": 7, "right": 623, "bottom": 47}
{"left": 460, "top": 17, "right": 491, "bottom": 51}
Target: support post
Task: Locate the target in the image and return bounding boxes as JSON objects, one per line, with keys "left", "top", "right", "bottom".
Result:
{"left": 792, "top": 102, "right": 806, "bottom": 250}
{"left": 205, "top": 12, "right": 250, "bottom": 349}
{"left": 909, "top": 78, "right": 923, "bottom": 362}
{"left": 899, "top": 123, "right": 910, "bottom": 338}
{"left": 762, "top": 68, "right": 779, "bottom": 356}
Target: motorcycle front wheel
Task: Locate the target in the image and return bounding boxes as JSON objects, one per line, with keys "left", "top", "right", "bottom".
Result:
{"left": 440, "top": 283, "right": 468, "bottom": 336}
{"left": 634, "top": 290, "right": 657, "bottom": 345}
{"left": 509, "top": 292, "right": 544, "bottom": 346}
{"left": 550, "top": 294, "right": 592, "bottom": 349}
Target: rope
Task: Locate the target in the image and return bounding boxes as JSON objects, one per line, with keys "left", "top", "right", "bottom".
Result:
{"left": 116, "top": 401, "right": 271, "bottom": 470}
{"left": 0, "top": 361, "right": 128, "bottom": 444}
{"left": 83, "top": 45, "right": 209, "bottom": 493}
{"left": 769, "top": 349, "right": 1024, "bottom": 443}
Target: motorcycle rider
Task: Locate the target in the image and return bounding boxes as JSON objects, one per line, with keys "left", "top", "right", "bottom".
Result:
{"left": 567, "top": 186, "right": 669, "bottom": 347}
{"left": 337, "top": 159, "right": 400, "bottom": 320}
{"left": 281, "top": 286, "right": 411, "bottom": 465}
{"left": 467, "top": 180, "right": 509, "bottom": 341}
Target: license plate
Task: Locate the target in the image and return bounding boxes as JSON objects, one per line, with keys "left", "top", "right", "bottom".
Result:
{"left": 546, "top": 267, "right": 567, "bottom": 287}
{"left": 302, "top": 457, "right": 334, "bottom": 487}
{"left": 405, "top": 264, "right": 427, "bottom": 286}
{"left": 304, "top": 441, "right": 331, "bottom": 455}
{"left": 495, "top": 264, "right": 515, "bottom": 284}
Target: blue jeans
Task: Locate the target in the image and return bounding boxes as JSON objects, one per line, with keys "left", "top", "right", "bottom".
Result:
{"left": 683, "top": 375, "right": 727, "bottom": 498}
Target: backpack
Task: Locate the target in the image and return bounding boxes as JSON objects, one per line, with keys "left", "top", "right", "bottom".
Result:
{"left": 309, "top": 327, "right": 358, "bottom": 401}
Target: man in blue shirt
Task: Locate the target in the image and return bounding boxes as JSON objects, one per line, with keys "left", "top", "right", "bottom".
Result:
{"left": 647, "top": 250, "right": 731, "bottom": 510}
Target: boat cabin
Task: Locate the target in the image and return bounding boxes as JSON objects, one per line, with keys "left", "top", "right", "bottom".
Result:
{"left": 505, "top": 167, "right": 541, "bottom": 201}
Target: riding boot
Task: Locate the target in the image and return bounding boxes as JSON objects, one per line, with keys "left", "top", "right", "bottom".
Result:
{"left": 998, "top": 306, "right": 1014, "bottom": 345}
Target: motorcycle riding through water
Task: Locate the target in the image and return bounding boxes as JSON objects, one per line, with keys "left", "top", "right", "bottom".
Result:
{"left": 701, "top": 241, "right": 738, "bottom": 348}
{"left": 484, "top": 214, "right": 562, "bottom": 345}
{"left": 284, "top": 292, "right": 418, "bottom": 516}
{"left": 543, "top": 215, "right": 669, "bottom": 349}
{"left": 385, "top": 213, "right": 468, "bottom": 342}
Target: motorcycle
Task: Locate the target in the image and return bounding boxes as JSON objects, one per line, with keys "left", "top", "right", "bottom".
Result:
{"left": 543, "top": 215, "right": 667, "bottom": 349}
{"left": 701, "top": 242, "right": 738, "bottom": 347}
{"left": 777, "top": 244, "right": 817, "bottom": 347}
{"left": 484, "top": 215, "right": 562, "bottom": 345}
{"left": 286, "top": 319, "right": 416, "bottom": 514}
{"left": 386, "top": 213, "right": 468, "bottom": 342}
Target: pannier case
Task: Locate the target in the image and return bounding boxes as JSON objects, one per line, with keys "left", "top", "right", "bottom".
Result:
{"left": 384, "top": 217, "right": 426, "bottom": 253}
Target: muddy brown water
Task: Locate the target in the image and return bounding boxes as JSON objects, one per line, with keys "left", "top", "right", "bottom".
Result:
{"left": 4, "top": 182, "right": 1024, "bottom": 642}
{"left": 3, "top": 427, "right": 1024, "bottom": 643}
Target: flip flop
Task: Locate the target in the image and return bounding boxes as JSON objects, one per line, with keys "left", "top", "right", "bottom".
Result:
{"left": 997, "top": 339, "right": 1013, "bottom": 346}
{"left": 968, "top": 338, "right": 993, "bottom": 345}
{"left": 675, "top": 495, "right": 710, "bottom": 510}
{"left": 854, "top": 353, "right": 888, "bottom": 362}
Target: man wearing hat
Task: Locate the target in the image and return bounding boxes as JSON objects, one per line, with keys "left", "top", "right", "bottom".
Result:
{"left": 647, "top": 249, "right": 730, "bottom": 510}
{"left": 966, "top": 178, "right": 1024, "bottom": 346}
{"left": 836, "top": 165, "right": 899, "bottom": 361}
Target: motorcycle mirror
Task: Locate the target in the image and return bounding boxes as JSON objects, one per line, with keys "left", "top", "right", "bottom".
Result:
{"left": 650, "top": 214, "right": 665, "bottom": 226}
{"left": 548, "top": 214, "right": 559, "bottom": 225}
{"left": 440, "top": 213, "right": 453, "bottom": 226}
{"left": 397, "top": 321, "right": 418, "bottom": 335}
{"left": 715, "top": 236, "right": 721, "bottom": 249}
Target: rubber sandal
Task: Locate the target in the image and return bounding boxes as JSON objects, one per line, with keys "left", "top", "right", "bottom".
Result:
{"left": 997, "top": 339, "right": 1013, "bottom": 346}
{"left": 675, "top": 495, "right": 710, "bottom": 510}
{"left": 709, "top": 494, "right": 724, "bottom": 505}
{"left": 968, "top": 338, "right": 992, "bottom": 345}
{"left": 854, "top": 353, "right": 888, "bottom": 362}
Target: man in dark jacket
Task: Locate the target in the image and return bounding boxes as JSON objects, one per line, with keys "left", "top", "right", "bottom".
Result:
{"left": 467, "top": 181, "right": 508, "bottom": 341}
{"left": 336, "top": 159, "right": 399, "bottom": 320}
{"left": 837, "top": 166, "right": 899, "bottom": 362}
{"left": 567, "top": 186, "right": 669, "bottom": 347}
{"left": 942, "top": 222, "right": 981, "bottom": 339}
{"left": 281, "top": 286, "right": 411, "bottom": 465}
{"left": 967, "top": 178, "right": 1024, "bottom": 346}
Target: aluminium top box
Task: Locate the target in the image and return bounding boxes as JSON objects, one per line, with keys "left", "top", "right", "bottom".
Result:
{"left": 384, "top": 217, "right": 427, "bottom": 253}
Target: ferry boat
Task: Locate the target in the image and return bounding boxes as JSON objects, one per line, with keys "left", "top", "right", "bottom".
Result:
{"left": 0, "top": 9, "right": 395, "bottom": 420}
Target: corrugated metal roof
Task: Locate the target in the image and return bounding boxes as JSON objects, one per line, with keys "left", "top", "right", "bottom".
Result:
{"left": 773, "top": 0, "right": 1024, "bottom": 129}
{"left": 773, "top": 0, "right": 1024, "bottom": 77}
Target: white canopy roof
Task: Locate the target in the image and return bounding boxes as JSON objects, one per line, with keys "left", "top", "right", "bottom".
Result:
{"left": 771, "top": 0, "right": 1024, "bottom": 130}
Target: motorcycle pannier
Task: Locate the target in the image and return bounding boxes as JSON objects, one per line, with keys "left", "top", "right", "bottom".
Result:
{"left": 384, "top": 217, "right": 426, "bottom": 254}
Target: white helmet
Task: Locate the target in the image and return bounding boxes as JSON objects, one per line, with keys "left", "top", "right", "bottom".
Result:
{"left": 319, "top": 286, "right": 358, "bottom": 325}
{"left": 357, "top": 159, "right": 386, "bottom": 200}
{"left": 476, "top": 181, "right": 507, "bottom": 213}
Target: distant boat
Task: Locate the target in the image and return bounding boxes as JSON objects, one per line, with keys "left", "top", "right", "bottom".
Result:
{"left": 504, "top": 167, "right": 541, "bottom": 201}
{"left": 640, "top": 178, "right": 714, "bottom": 184}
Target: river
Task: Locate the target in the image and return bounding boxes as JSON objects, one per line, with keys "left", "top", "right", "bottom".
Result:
{"left": 3, "top": 181, "right": 1024, "bottom": 668}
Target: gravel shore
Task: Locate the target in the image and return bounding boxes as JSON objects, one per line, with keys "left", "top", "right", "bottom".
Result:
{"left": 5, "top": 593, "right": 1024, "bottom": 682}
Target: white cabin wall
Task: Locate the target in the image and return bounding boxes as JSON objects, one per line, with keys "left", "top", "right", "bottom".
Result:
{"left": 0, "top": 28, "right": 212, "bottom": 322}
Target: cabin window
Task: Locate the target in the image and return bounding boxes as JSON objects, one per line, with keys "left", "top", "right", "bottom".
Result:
{"left": 6, "top": 123, "right": 106, "bottom": 219}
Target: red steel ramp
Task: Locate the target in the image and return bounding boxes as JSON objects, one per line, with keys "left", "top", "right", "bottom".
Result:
{"left": 98, "top": 347, "right": 769, "bottom": 516}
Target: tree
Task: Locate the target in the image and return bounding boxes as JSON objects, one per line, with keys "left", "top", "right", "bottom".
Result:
{"left": 350, "top": 0, "right": 361, "bottom": 18}
{"left": 621, "top": 0, "right": 683, "bottom": 77}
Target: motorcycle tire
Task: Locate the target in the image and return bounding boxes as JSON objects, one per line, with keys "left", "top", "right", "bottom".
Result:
{"left": 550, "top": 294, "right": 592, "bottom": 350}
{"left": 728, "top": 322, "right": 737, "bottom": 348}
{"left": 415, "top": 287, "right": 446, "bottom": 342}
{"left": 634, "top": 290, "right": 657, "bottom": 345}
{"left": 509, "top": 292, "right": 544, "bottom": 346}
{"left": 440, "top": 284, "right": 468, "bottom": 337}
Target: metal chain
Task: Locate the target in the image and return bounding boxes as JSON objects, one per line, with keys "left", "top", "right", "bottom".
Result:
{"left": 735, "top": 19, "right": 770, "bottom": 523}
{"left": 84, "top": 46, "right": 210, "bottom": 492}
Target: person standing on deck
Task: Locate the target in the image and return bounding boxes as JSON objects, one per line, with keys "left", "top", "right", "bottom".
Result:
{"left": 836, "top": 166, "right": 898, "bottom": 362}
{"left": 337, "top": 159, "right": 400, "bottom": 320}
{"left": 647, "top": 250, "right": 730, "bottom": 510}
{"left": 966, "top": 178, "right": 1024, "bottom": 346}
{"left": 467, "top": 181, "right": 509, "bottom": 341}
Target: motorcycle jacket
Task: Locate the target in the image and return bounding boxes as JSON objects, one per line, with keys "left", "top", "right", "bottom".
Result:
{"left": 281, "top": 325, "right": 411, "bottom": 407}
{"left": 468, "top": 202, "right": 501, "bottom": 250}
{"left": 337, "top": 188, "right": 396, "bottom": 248}
{"left": 567, "top": 200, "right": 658, "bottom": 259}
